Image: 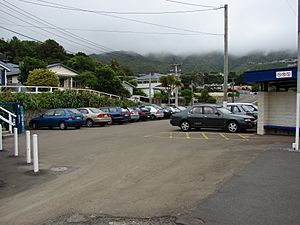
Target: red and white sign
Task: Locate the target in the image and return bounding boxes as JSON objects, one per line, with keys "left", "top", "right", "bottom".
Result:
{"left": 276, "top": 71, "right": 292, "bottom": 79}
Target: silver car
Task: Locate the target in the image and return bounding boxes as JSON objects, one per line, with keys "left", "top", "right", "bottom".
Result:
{"left": 78, "top": 107, "right": 112, "bottom": 127}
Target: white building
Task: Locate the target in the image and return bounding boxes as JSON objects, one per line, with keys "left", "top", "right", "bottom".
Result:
{"left": 135, "top": 73, "right": 166, "bottom": 97}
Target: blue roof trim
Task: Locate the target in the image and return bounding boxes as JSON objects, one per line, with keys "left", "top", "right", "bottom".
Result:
{"left": 244, "top": 67, "right": 297, "bottom": 83}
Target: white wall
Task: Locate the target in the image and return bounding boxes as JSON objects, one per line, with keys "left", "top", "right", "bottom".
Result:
{"left": 268, "top": 92, "right": 296, "bottom": 127}
{"left": 258, "top": 91, "right": 296, "bottom": 134}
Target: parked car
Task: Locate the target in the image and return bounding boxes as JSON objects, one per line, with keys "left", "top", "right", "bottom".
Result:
{"left": 162, "top": 107, "right": 173, "bottom": 119}
{"left": 170, "top": 104, "right": 256, "bottom": 133}
{"left": 227, "top": 103, "right": 258, "bottom": 119}
{"left": 141, "top": 105, "right": 164, "bottom": 120}
{"left": 124, "top": 106, "right": 140, "bottom": 122}
{"left": 100, "top": 106, "right": 130, "bottom": 124}
{"left": 77, "top": 107, "right": 112, "bottom": 127}
{"left": 132, "top": 106, "right": 151, "bottom": 121}
{"left": 29, "top": 108, "right": 84, "bottom": 130}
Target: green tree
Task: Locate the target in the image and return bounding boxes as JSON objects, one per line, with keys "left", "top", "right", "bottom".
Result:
{"left": 180, "top": 88, "right": 193, "bottom": 106}
{"left": 75, "top": 71, "right": 98, "bottom": 89}
{"left": 66, "top": 53, "right": 97, "bottom": 73}
{"left": 160, "top": 75, "right": 182, "bottom": 105}
{"left": 38, "top": 39, "right": 66, "bottom": 64}
{"left": 197, "top": 89, "right": 216, "bottom": 103}
{"left": 26, "top": 69, "right": 59, "bottom": 86}
{"left": 19, "top": 57, "right": 47, "bottom": 84}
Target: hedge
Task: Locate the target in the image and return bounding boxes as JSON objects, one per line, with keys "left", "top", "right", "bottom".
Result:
{"left": 0, "top": 90, "right": 137, "bottom": 110}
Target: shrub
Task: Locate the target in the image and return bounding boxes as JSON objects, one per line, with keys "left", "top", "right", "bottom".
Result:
{"left": 0, "top": 90, "right": 137, "bottom": 110}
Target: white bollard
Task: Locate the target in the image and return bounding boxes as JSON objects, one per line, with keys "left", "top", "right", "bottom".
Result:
{"left": 26, "top": 130, "right": 31, "bottom": 164}
{"left": 14, "top": 127, "right": 18, "bottom": 156}
{"left": 32, "top": 134, "right": 39, "bottom": 173}
{"left": 0, "top": 124, "right": 3, "bottom": 151}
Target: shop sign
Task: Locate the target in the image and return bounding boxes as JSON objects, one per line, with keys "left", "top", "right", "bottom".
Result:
{"left": 276, "top": 71, "right": 292, "bottom": 79}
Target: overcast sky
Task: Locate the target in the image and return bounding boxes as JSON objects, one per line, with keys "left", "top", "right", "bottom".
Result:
{"left": 0, "top": 0, "right": 297, "bottom": 55}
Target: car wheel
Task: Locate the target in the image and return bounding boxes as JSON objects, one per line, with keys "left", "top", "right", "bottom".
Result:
{"left": 150, "top": 115, "right": 156, "bottom": 120}
{"left": 227, "top": 120, "right": 239, "bottom": 133}
{"left": 86, "top": 119, "right": 93, "bottom": 127}
{"left": 180, "top": 120, "right": 191, "bottom": 132}
{"left": 59, "top": 122, "right": 67, "bottom": 130}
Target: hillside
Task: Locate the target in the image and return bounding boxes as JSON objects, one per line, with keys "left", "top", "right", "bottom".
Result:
{"left": 91, "top": 51, "right": 297, "bottom": 75}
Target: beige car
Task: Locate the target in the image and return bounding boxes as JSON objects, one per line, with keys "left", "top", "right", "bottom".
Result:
{"left": 77, "top": 107, "right": 112, "bottom": 127}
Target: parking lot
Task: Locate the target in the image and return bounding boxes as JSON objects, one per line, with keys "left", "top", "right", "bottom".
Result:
{"left": 0, "top": 120, "right": 293, "bottom": 225}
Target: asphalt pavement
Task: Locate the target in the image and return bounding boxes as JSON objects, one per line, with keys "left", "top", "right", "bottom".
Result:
{"left": 177, "top": 149, "right": 300, "bottom": 225}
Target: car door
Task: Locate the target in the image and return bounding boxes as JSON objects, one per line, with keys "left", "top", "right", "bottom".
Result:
{"left": 188, "top": 106, "right": 204, "bottom": 128}
{"left": 39, "top": 109, "right": 55, "bottom": 127}
{"left": 202, "top": 106, "right": 224, "bottom": 128}
{"left": 52, "top": 109, "right": 66, "bottom": 127}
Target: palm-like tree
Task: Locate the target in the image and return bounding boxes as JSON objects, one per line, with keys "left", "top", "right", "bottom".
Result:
{"left": 159, "top": 75, "right": 182, "bottom": 105}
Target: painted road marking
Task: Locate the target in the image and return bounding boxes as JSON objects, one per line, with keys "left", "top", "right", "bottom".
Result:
{"left": 186, "top": 132, "right": 191, "bottom": 139}
{"left": 201, "top": 132, "right": 209, "bottom": 140}
{"left": 238, "top": 134, "right": 249, "bottom": 141}
{"left": 220, "top": 133, "right": 229, "bottom": 140}
{"left": 145, "top": 132, "right": 255, "bottom": 141}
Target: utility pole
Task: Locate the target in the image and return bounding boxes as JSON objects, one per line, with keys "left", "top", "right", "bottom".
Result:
{"left": 149, "top": 71, "right": 153, "bottom": 104}
{"left": 170, "top": 63, "right": 181, "bottom": 107}
{"left": 223, "top": 4, "right": 228, "bottom": 107}
{"left": 293, "top": 0, "right": 300, "bottom": 151}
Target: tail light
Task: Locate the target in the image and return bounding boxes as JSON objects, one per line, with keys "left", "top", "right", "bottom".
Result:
{"left": 108, "top": 114, "right": 112, "bottom": 117}
{"left": 97, "top": 113, "right": 105, "bottom": 118}
{"left": 140, "top": 111, "right": 145, "bottom": 116}
{"left": 68, "top": 115, "right": 72, "bottom": 120}
{"left": 156, "top": 110, "right": 160, "bottom": 114}
{"left": 120, "top": 113, "right": 125, "bottom": 117}
{"left": 129, "top": 112, "right": 133, "bottom": 115}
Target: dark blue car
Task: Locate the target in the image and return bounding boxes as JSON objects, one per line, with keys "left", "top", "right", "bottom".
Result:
{"left": 99, "top": 106, "right": 130, "bottom": 124}
{"left": 29, "top": 108, "right": 84, "bottom": 130}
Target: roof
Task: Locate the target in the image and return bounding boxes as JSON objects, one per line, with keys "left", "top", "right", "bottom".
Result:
{"left": 47, "top": 63, "right": 79, "bottom": 75}
{"left": 1, "top": 61, "right": 20, "bottom": 76}
{"left": 136, "top": 73, "right": 164, "bottom": 81}
{"left": 0, "top": 61, "right": 11, "bottom": 71}
{"left": 122, "top": 81, "right": 135, "bottom": 88}
{"left": 244, "top": 67, "right": 297, "bottom": 83}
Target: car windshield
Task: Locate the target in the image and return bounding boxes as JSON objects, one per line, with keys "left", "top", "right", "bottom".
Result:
{"left": 217, "top": 107, "right": 232, "bottom": 114}
{"left": 90, "top": 108, "right": 102, "bottom": 113}
{"left": 241, "top": 105, "right": 252, "bottom": 112}
{"left": 68, "top": 108, "right": 80, "bottom": 114}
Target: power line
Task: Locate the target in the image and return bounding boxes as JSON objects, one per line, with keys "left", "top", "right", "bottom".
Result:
{"left": 284, "top": 0, "right": 296, "bottom": 15}
{"left": 2, "top": 0, "right": 117, "bottom": 53}
{"left": 15, "top": 0, "right": 223, "bottom": 36}
{"left": 17, "top": 0, "right": 221, "bottom": 14}
{"left": 0, "top": 5, "right": 104, "bottom": 53}
{"left": 0, "top": 22, "right": 216, "bottom": 36}
{"left": 165, "top": 0, "right": 220, "bottom": 9}
{"left": 0, "top": 15, "right": 82, "bottom": 52}
{"left": 0, "top": 25, "right": 42, "bottom": 43}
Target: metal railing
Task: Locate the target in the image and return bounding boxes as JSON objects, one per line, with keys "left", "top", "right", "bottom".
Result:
{"left": 0, "top": 106, "right": 16, "bottom": 133}
{"left": 0, "top": 85, "right": 121, "bottom": 99}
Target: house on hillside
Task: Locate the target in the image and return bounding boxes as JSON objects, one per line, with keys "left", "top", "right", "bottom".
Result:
{"left": 1, "top": 61, "right": 21, "bottom": 85}
{"left": 135, "top": 73, "right": 167, "bottom": 98}
{"left": 122, "top": 81, "right": 135, "bottom": 95}
{"left": 0, "top": 61, "right": 10, "bottom": 86}
{"left": 47, "top": 63, "right": 79, "bottom": 88}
